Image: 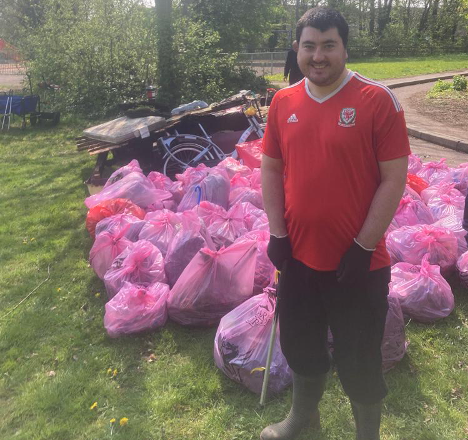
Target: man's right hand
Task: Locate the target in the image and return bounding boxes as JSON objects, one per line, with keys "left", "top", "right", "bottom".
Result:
{"left": 267, "top": 235, "right": 292, "bottom": 270}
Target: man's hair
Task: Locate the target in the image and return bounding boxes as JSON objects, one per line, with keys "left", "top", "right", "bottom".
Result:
{"left": 296, "top": 7, "right": 349, "bottom": 47}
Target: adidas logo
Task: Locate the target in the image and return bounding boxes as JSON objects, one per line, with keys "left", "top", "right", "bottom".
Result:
{"left": 287, "top": 113, "right": 298, "bottom": 123}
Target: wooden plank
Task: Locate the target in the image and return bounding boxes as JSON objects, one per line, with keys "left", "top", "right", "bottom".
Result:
{"left": 88, "top": 143, "right": 125, "bottom": 155}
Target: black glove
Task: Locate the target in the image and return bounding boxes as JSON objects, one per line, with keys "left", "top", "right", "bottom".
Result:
{"left": 267, "top": 235, "right": 292, "bottom": 271}
{"left": 337, "top": 240, "right": 373, "bottom": 286}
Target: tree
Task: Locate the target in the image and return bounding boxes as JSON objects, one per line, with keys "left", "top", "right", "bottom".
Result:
{"left": 155, "top": 0, "right": 178, "bottom": 106}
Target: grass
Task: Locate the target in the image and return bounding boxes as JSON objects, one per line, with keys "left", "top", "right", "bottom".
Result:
{"left": 1, "top": 97, "right": 468, "bottom": 439}
{"left": 265, "top": 53, "right": 468, "bottom": 82}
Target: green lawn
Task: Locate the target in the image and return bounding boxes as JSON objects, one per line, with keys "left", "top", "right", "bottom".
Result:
{"left": 1, "top": 79, "right": 468, "bottom": 439}
{"left": 265, "top": 53, "right": 468, "bottom": 82}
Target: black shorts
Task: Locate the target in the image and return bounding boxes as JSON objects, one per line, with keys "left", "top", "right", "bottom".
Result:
{"left": 278, "top": 258, "right": 391, "bottom": 404}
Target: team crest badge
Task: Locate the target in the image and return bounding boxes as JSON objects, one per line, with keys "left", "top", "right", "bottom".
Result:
{"left": 338, "top": 107, "right": 356, "bottom": 127}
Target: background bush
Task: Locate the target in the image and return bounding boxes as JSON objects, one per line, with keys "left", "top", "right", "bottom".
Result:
{"left": 452, "top": 75, "right": 468, "bottom": 91}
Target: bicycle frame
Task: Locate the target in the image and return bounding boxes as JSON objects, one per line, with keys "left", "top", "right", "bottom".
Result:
{"left": 158, "top": 132, "right": 226, "bottom": 169}
{"left": 155, "top": 90, "right": 265, "bottom": 174}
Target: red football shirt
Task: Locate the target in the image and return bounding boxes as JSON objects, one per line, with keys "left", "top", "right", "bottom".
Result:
{"left": 262, "top": 71, "right": 411, "bottom": 271}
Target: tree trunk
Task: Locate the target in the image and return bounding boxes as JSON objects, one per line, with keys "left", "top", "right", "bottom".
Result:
{"left": 418, "top": 0, "right": 432, "bottom": 36}
{"left": 369, "top": 0, "right": 375, "bottom": 35}
{"left": 155, "top": 0, "right": 178, "bottom": 107}
{"left": 378, "top": 0, "right": 393, "bottom": 37}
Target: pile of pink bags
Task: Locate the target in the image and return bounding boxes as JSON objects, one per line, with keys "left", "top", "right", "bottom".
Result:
{"left": 84, "top": 151, "right": 467, "bottom": 392}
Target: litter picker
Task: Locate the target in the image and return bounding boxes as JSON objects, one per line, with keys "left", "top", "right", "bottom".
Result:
{"left": 260, "top": 267, "right": 283, "bottom": 406}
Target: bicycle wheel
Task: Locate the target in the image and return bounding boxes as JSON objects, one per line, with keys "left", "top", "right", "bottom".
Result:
{"left": 162, "top": 144, "right": 216, "bottom": 179}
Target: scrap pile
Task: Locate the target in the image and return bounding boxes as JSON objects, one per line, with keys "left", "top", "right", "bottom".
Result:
{"left": 83, "top": 153, "right": 467, "bottom": 395}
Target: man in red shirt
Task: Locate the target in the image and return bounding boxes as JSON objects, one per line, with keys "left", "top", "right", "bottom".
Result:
{"left": 261, "top": 7, "right": 410, "bottom": 440}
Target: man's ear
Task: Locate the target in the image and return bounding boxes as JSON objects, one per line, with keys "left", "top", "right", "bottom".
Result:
{"left": 292, "top": 40, "right": 299, "bottom": 52}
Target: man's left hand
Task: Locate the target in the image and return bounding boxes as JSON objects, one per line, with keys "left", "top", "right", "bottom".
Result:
{"left": 337, "top": 241, "right": 373, "bottom": 285}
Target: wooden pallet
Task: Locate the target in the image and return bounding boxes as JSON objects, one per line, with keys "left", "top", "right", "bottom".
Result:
{"left": 76, "top": 136, "right": 128, "bottom": 155}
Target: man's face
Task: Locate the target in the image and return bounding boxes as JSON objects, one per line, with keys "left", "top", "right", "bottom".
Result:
{"left": 296, "top": 26, "right": 348, "bottom": 87}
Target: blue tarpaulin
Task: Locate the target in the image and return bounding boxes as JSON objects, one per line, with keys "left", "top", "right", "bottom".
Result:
{"left": 0, "top": 95, "right": 38, "bottom": 116}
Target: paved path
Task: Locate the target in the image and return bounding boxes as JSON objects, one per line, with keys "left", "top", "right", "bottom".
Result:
{"left": 382, "top": 70, "right": 468, "bottom": 154}
{"left": 0, "top": 73, "right": 26, "bottom": 92}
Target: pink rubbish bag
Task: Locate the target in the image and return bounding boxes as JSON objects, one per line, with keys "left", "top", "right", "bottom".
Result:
{"left": 86, "top": 198, "right": 146, "bottom": 238}
{"left": 236, "top": 202, "right": 265, "bottom": 231}
{"left": 417, "top": 159, "right": 449, "bottom": 185}
{"left": 104, "top": 239, "right": 167, "bottom": 299}
{"left": 95, "top": 213, "right": 146, "bottom": 242}
{"left": 446, "top": 165, "right": 468, "bottom": 196}
{"left": 164, "top": 211, "right": 215, "bottom": 286}
{"left": 138, "top": 209, "right": 181, "bottom": 257}
{"left": 420, "top": 182, "right": 463, "bottom": 204}
{"left": 230, "top": 173, "right": 251, "bottom": 190}
{"left": 89, "top": 225, "right": 133, "bottom": 280}
{"left": 147, "top": 170, "right": 174, "bottom": 191}
{"left": 403, "top": 185, "right": 423, "bottom": 201}
{"left": 392, "top": 195, "right": 434, "bottom": 228}
{"left": 235, "top": 230, "right": 275, "bottom": 294}
{"left": 167, "top": 240, "right": 257, "bottom": 326}
{"left": 408, "top": 154, "right": 423, "bottom": 175}
{"left": 104, "top": 159, "right": 143, "bottom": 188}
{"left": 144, "top": 189, "right": 174, "bottom": 212}
{"left": 176, "top": 163, "right": 209, "bottom": 189}
{"left": 456, "top": 251, "right": 468, "bottom": 289}
{"left": 104, "top": 281, "right": 169, "bottom": 338}
{"left": 85, "top": 172, "right": 162, "bottom": 210}
{"left": 390, "top": 254, "right": 454, "bottom": 322}
{"left": 235, "top": 138, "right": 262, "bottom": 169}
{"left": 386, "top": 224, "right": 458, "bottom": 276}
{"left": 178, "top": 168, "right": 231, "bottom": 212}
{"left": 229, "top": 187, "right": 263, "bottom": 209}
{"left": 214, "top": 288, "right": 292, "bottom": 395}
{"left": 381, "top": 293, "right": 408, "bottom": 372}
{"left": 196, "top": 201, "right": 226, "bottom": 228}
{"left": 433, "top": 214, "right": 468, "bottom": 257}
{"left": 206, "top": 203, "right": 249, "bottom": 249}
{"left": 215, "top": 157, "right": 252, "bottom": 179}
{"left": 427, "top": 194, "right": 464, "bottom": 221}
{"left": 252, "top": 212, "right": 270, "bottom": 232}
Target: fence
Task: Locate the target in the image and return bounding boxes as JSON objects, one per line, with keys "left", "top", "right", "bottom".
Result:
{"left": 236, "top": 44, "right": 468, "bottom": 76}
{"left": 0, "top": 45, "right": 26, "bottom": 75}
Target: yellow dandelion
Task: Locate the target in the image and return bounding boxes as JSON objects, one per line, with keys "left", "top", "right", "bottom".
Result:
{"left": 95, "top": 292, "right": 101, "bottom": 298}
{"left": 57, "top": 288, "right": 61, "bottom": 292}
{"left": 110, "top": 418, "right": 116, "bottom": 424}
{"left": 119, "top": 417, "right": 128, "bottom": 426}
{"left": 112, "top": 369, "right": 118, "bottom": 377}
{"left": 30, "top": 237, "right": 35, "bottom": 241}
{"left": 107, "top": 368, "right": 112, "bottom": 375}
{"left": 90, "top": 401, "right": 97, "bottom": 410}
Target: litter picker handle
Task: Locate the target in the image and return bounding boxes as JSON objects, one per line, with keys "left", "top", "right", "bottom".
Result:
{"left": 260, "top": 269, "right": 281, "bottom": 406}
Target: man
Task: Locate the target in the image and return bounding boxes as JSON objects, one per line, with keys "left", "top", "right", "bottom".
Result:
{"left": 283, "top": 45, "right": 304, "bottom": 85}
{"left": 261, "top": 7, "right": 410, "bottom": 440}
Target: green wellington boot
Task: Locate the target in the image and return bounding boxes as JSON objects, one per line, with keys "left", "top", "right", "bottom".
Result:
{"left": 351, "top": 400, "right": 382, "bottom": 440}
{"left": 260, "top": 373, "right": 326, "bottom": 440}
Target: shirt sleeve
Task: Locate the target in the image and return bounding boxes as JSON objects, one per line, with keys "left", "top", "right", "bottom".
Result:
{"left": 373, "top": 89, "right": 412, "bottom": 162}
{"left": 262, "top": 94, "right": 283, "bottom": 160}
